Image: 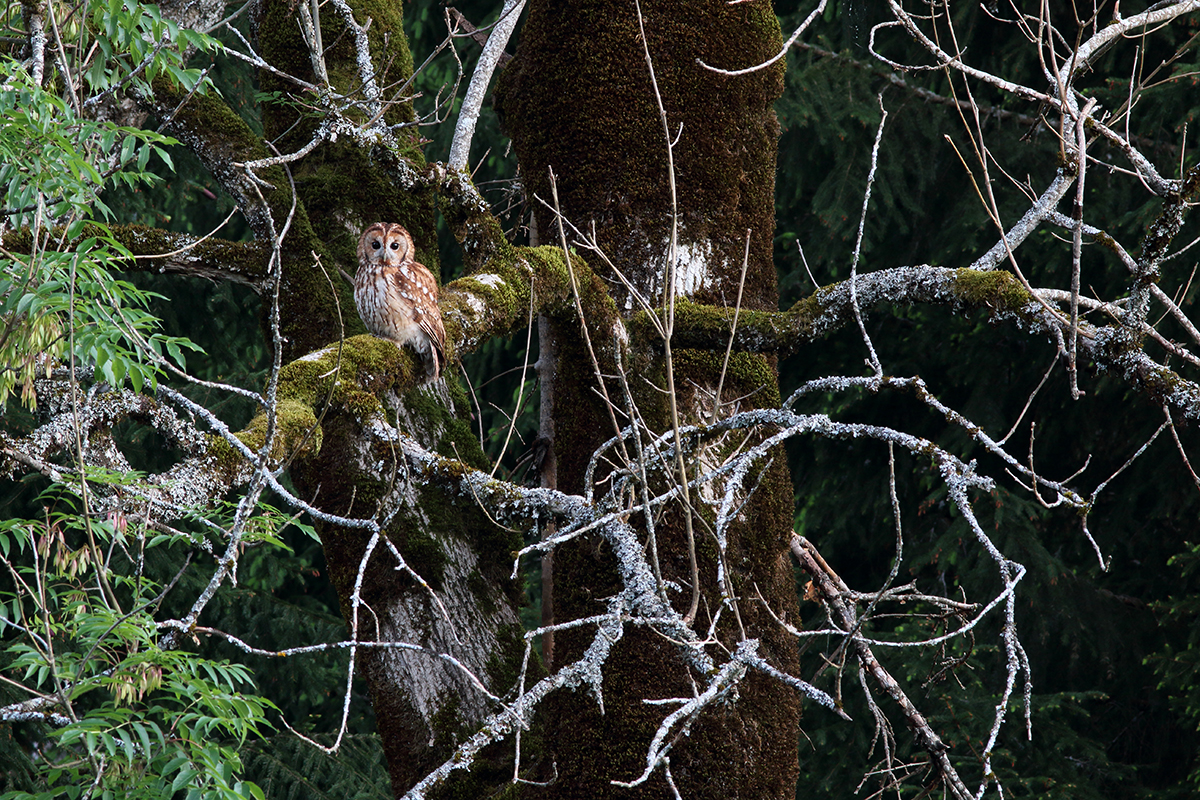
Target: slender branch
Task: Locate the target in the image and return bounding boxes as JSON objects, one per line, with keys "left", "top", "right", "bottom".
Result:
{"left": 448, "top": 0, "right": 525, "bottom": 170}
{"left": 792, "top": 536, "right": 979, "bottom": 800}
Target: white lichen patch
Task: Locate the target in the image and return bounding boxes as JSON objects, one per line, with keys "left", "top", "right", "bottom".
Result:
{"left": 471, "top": 273, "right": 505, "bottom": 289}
{"left": 672, "top": 240, "right": 714, "bottom": 298}
{"left": 297, "top": 345, "right": 337, "bottom": 362}
{"left": 629, "top": 237, "right": 719, "bottom": 310}
{"left": 464, "top": 293, "right": 488, "bottom": 318}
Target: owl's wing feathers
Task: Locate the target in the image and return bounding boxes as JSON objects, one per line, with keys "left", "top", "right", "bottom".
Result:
{"left": 387, "top": 260, "right": 446, "bottom": 378}
{"left": 418, "top": 310, "right": 446, "bottom": 379}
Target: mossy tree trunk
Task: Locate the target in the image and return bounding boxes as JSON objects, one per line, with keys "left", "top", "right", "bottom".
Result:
{"left": 240, "top": 1, "right": 535, "bottom": 794}
{"left": 106, "top": 0, "right": 807, "bottom": 794}
{"left": 496, "top": 2, "right": 802, "bottom": 797}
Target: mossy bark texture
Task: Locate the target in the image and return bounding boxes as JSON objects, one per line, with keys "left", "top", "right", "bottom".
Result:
{"left": 238, "top": 1, "right": 536, "bottom": 794}
{"left": 136, "top": 0, "right": 809, "bottom": 794}
{"left": 497, "top": 3, "right": 802, "bottom": 798}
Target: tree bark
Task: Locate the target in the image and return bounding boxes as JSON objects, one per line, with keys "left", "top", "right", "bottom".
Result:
{"left": 497, "top": 2, "right": 802, "bottom": 796}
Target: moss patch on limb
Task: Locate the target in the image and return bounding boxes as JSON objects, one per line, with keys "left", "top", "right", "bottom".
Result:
{"left": 276, "top": 337, "right": 384, "bottom": 408}
{"left": 203, "top": 397, "right": 320, "bottom": 474}
{"left": 630, "top": 298, "right": 817, "bottom": 358}
{"left": 442, "top": 244, "right": 618, "bottom": 358}
{"left": 951, "top": 267, "right": 1035, "bottom": 312}
{"left": 631, "top": 268, "right": 1047, "bottom": 359}
{"left": 274, "top": 334, "right": 466, "bottom": 425}
{"left": 267, "top": 331, "right": 498, "bottom": 492}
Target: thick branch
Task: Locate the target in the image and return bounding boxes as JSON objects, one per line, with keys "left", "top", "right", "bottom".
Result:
{"left": 111, "top": 224, "right": 269, "bottom": 288}
{"left": 0, "top": 378, "right": 251, "bottom": 518}
{"left": 648, "top": 266, "right": 1200, "bottom": 418}
{"left": 648, "top": 266, "right": 1040, "bottom": 356}
{"left": 137, "top": 82, "right": 290, "bottom": 243}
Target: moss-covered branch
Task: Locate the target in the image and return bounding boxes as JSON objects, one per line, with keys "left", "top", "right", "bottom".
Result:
{"left": 634, "top": 264, "right": 1200, "bottom": 419}
{"left": 444, "top": 243, "right": 614, "bottom": 356}
{"left": 634, "top": 266, "right": 1038, "bottom": 355}
{"left": 140, "top": 80, "right": 297, "bottom": 243}
{"left": 110, "top": 224, "right": 270, "bottom": 287}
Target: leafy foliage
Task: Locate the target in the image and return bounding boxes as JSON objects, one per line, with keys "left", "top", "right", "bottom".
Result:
{"left": 0, "top": 481, "right": 275, "bottom": 800}
{"left": 0, "top": 53, "right": 206, "bottom": 410}
{"left": 0, "top": 6, "right": 289, "bottom": 798}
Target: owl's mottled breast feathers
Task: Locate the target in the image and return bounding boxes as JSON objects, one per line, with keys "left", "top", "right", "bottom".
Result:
{"left": 354, "top": 222, "right": 446, "bottom": 380}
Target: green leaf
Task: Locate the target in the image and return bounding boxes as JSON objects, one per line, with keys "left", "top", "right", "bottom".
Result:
{"left": 153, "top": 146, "right": 175, "bottom": 172}
{"left": 172, "top": 768, "right": 199, "bottom": 793}
{"left": 120, "top": 134, "right": 135, "bottom": 165}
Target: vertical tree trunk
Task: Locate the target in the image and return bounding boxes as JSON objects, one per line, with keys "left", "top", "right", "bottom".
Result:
{"left": 498, "top": 2, "right": 802, "bottom": 797}
{"left": 249, "top": 1, "right": 535, "bottom": 794}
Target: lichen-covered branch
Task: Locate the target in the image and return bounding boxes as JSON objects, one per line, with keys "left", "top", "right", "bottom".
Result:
{"left": 641, "top": 266, "right": 1036, "bottom": 357}
{"left": 792, "top": 536, "right": 977, "bottom": 800}
{"left": 643, "top": 266, "right": 1200, "bottom": 419}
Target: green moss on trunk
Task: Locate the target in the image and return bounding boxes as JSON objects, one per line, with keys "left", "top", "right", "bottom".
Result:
{"left": 497, "top": 2, "right": 802, "bottom": 797}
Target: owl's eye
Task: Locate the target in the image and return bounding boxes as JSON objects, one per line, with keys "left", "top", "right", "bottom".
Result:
{"left": 390, "top": 242, "right": 400, "bottom": 251}
{"left": 371, "top": 240, "right": 381, "bottom": 250}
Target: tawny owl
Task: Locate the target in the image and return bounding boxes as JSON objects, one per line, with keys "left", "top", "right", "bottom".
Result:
{"left": 354, "top": 222, "right": 446, "bottom": 380}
